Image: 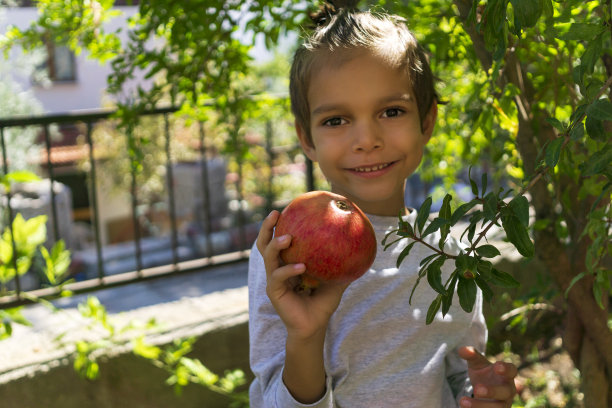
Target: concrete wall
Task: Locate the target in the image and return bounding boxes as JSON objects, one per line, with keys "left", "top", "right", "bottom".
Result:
{"left": 0, "top": 322, "right": 252, "bottom": 408}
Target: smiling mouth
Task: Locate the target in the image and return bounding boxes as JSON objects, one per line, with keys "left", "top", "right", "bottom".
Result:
{"left": 351, "top": 162, "right": 395, "bottom": 173}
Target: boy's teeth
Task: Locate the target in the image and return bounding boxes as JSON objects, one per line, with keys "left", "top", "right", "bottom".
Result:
{"left": 355, "top": 163, "right": 390, "bottom": 172}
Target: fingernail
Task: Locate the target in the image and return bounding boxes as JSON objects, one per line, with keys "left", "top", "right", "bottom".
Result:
{"left": 277, "top": 234, "right": 290, "bottom": 243}
{"left": 460, "top": 399, "right": 471, "bottom": 408}
{"left": 475, "top": 385, "right": 487, "bottom": 397}
{"left": 294, "top": 263, "right": 305, "bottom": 271}
{"left": 496, "top": 363, "right": 506, "bottom": 374}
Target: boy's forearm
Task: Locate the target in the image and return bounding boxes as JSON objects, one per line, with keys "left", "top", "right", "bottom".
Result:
{"left": 283, "top": 331, "right": 328, "bottom": 404}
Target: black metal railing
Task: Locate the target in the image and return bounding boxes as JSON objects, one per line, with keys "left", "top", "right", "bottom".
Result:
{"left": 0, "top": 105, "right": 313, "bottom": 309}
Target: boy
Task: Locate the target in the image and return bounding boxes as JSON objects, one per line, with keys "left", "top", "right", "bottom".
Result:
{"left": 248, "top": 2, "right": 517, "bottom": 407}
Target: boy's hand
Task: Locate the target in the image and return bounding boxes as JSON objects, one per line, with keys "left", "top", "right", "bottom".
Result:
{"left": 458, "top": 346, "right": 518, "bottom": 408}
{"left": 256, "top": 211, "right": 349, "bottom": 341}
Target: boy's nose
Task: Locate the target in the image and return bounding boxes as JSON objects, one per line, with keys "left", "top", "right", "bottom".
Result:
{"left": 352, "top": 121, "right": 383, "bottom": 152}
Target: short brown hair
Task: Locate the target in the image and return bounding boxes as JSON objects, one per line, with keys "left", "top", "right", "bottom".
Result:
{"left": 289, "top": 4, "right": 438, "bottom": 144}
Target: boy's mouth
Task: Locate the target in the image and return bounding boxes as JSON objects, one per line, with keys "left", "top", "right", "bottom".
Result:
{"left": 350, "top": 161, "right": 395, "bottom": 173}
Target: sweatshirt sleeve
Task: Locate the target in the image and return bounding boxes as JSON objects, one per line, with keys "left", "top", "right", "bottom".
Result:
{"left": 248, "top": 243, "right": 335, "bottom": 408}
{"left": 445, "top": 288, "right": 488, "bottom": 405}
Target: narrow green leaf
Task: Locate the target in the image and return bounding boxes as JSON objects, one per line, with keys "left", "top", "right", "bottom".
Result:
{"left": 422, "top": 217, "right": 449, "bottom": 238}
{"left": 511, "top": 0, "right": 544, "bottom": 32}
{"left": 564, "top": 272, "right": 586, "bottom": 298}
{"left": 398, "top": 219, "right": 414, "bottom": 238}
{"left": 442, "top": 273, "right": 458, "bottom": 316}
{"left": 585, "top": 116, "right": 606, "bottom": 141}
{"left": 450, "top": 201, "right": 478, "bottom": 225}
{"left": 489, "top": 268, "right": 520, "bottom": 288}
{"left": 545, "top": 137, "right": 564, "bottom": 168}
{"left": 587, "top": 99, "right": 612, "bottom": 121}
{"left": 481, "top": 173, "right": 488, "bottom": 196}
{"left": 591, "top": 182, "right": 611, "bottom": 213}
{"left": 467, "top": 222, "right": 477, "bottom": 243}
{"left": 5, "top": 171, "right": 40, "bottom": 184}
{"left": 416, "top": 197, "right": 432, "bottom": 234}
{"left": 396, "top": 241, "right": 416, "bottom": 268}
{"left": 439, "top": 194, "right": 452, "bottom": 220}
{"left": 501, "top": 215, "right": 534, "bottom": 257}
{"left": 545, "top": 117, "right": 564, "bottom": 132}
{"left": 483, "top": 192, "right": 498, "bottom": 220}
{"left": 475, "top": 276, "right": 494, "bottom": 302}
{"left": 569, "top": 123, "right": 584, "bottom": 141}
{"left": 580, "top": 145, "right": 612, "bottom": 176}
{"left": 426, "top": 259, "right": 446, "bottom": 294}
{"left": 509, "top": 195, "right": 530, "bottom": 227}
{"left": 560, "top": 22, "right": 604, "bottom": 41}
{"left": 475, "top": 244, "right": 501, "bottom": 258}
{"left": 457, "top": 277, "right": 477, "bottom": 313}
{"left": 476, "top": 260, "right": 493, "bottom": 280}
{"left": 426, "top": 295, "right": 442, "bottom": 325}
{"left": 419, "top": 253, "right": 439, "bottom": 268}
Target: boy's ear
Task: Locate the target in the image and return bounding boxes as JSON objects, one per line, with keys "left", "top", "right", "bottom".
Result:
{"left": 421, "top": 101, "right": 438, "bottom": 143}
{"left": 295, "top": 120, "right": 317, "bottom": 161}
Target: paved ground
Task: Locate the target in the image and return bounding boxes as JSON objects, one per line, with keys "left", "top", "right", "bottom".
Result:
{"left": 0, "top": 259, "right": 250, "bottom": 384}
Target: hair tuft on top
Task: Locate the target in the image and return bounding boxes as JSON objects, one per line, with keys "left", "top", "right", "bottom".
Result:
{"left": 291, "top": 4, "right": 439, "bottom": 145}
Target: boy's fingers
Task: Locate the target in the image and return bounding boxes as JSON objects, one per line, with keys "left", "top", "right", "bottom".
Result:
{"left": 266, "top": 263, "right": 306, "bottom": 297}
{"left": 458, "top": 346, "right": 491, "bottom": 371}
{"left": 256, "top": 210, "right": 280, "bottom": 254}
{"left": 494, "top": 361, "right": 518, "bottom": 380}
{"left": 473, "top": 383, "right": 516, "bottom": 401}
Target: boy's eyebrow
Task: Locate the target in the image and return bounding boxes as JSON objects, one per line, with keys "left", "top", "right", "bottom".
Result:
{"left": 311, "top": 93, "right": 414, "bottom": 116}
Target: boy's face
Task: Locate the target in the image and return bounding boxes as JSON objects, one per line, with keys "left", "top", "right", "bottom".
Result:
{"left": 296, "top": 51, "right": 437, "bottom": 216}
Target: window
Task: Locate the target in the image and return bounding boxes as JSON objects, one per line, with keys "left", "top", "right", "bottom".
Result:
{"left": 43, "top": 42, "right": 77, "bottom": 82}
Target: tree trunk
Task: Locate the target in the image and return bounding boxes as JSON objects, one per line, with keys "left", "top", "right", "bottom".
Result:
{"left": 453, "top": 1, "right": 612, "bottom": 406}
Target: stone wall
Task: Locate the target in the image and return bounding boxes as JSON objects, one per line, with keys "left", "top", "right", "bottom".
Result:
{"left": 0, "top": 322, "right": 252, "bottom": 408}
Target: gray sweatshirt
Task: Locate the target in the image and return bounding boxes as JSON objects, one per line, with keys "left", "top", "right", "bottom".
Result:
{"left": 248, "top": 211, "right": 487, "bottom": 407}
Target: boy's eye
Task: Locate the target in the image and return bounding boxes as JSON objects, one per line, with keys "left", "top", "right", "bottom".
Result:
{"left": 382, "top": 108, "right": 404, "bottom": 118}
{"left": 323, "top": 117, "right": 346, "bottom": 127}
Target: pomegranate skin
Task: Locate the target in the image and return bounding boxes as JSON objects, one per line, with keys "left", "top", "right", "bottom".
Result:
{"left": 274, "top": 191, "right": 377, "bottom": 288}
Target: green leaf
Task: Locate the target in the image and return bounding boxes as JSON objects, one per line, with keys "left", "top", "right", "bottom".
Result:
{"left": 569, "top": 123, "right": 585, "bottom": 141}
{"left": 483, "top": 192, "right": 498, "bottom": 220}
{"left": 560, "top": 23, "right": 604, "bottom": 41}
{"left": 545, "top": 117, "right": 564, "bottom": 132}
{"left": 475, "top": 244, "right": 501, "bottom": 258}
{"left": 509, "top": 195, "right": 530, "bottom": 227}
{"left": 469, "top": 166, "right": 479, "bottom": 196}
{"left": 397, "top": 218, "right": 414, "bottom": 238}
{"left": 545, "top": 137, "right": 564, "bottom": 168}
{"left": 439, "top": 194, "right": 452, "bottom": 220}
{"left": 489, "top": 268, "right": 520, "bottom": 288}
{"left": 510, "top": 0, "right": 543, "bottom": 31}
{"left": 580, "top": 145, "right": 612, "bottom": 177}
{"left": 457, "top": 276, "right": 477, "bottom": 313}
{"left": 579, "top": 34, "right": 603, "bottom": 77}
{"left": 442, "top": 273, "right": 458, "bottom": 316}
{"left": 501, "top": 215, "right": 535, "bottom": 257}
{"left": 426, "top": 259, "right": 446, "bottom": 294}
{"left": 475, "top": 276, "right": 494, "bottom": 302}
{"left": 476, "top": 260, "right": 493, "bottom": 280}
{"left": 591, "top": 182, "right": 611, "bottom": 213}
{"left": 585, "top": 116, "right": 606, "bottom": 141}
{"left": 416, "top": 197, "right": 432, "bottom": 234}
{"left": 426, "top": 295, "right": 442, "bottom": 325}
{"left": 395, "top": 241, "right": 416, "bottom": 268}
{"left": 587, "top": 99, "right": 612, "bottom": 121}
{"left": 450, "top": 201, "right": 478, "bottom": 225}
{"left": 5, "top": 171, "right": 40, "bottom": 184}
{"left": 422, "top": 217, "right": 450, "bottom": 238}
{"left": 564, "top": 271, "right": 586, "bottom": 298}
{"left": 481, "top": 173, "right": 488, "bottom": 196}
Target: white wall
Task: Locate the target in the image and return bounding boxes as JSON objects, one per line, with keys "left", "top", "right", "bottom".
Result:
{"left": 0, "top": 6, "right": 148, "bottom": 113}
